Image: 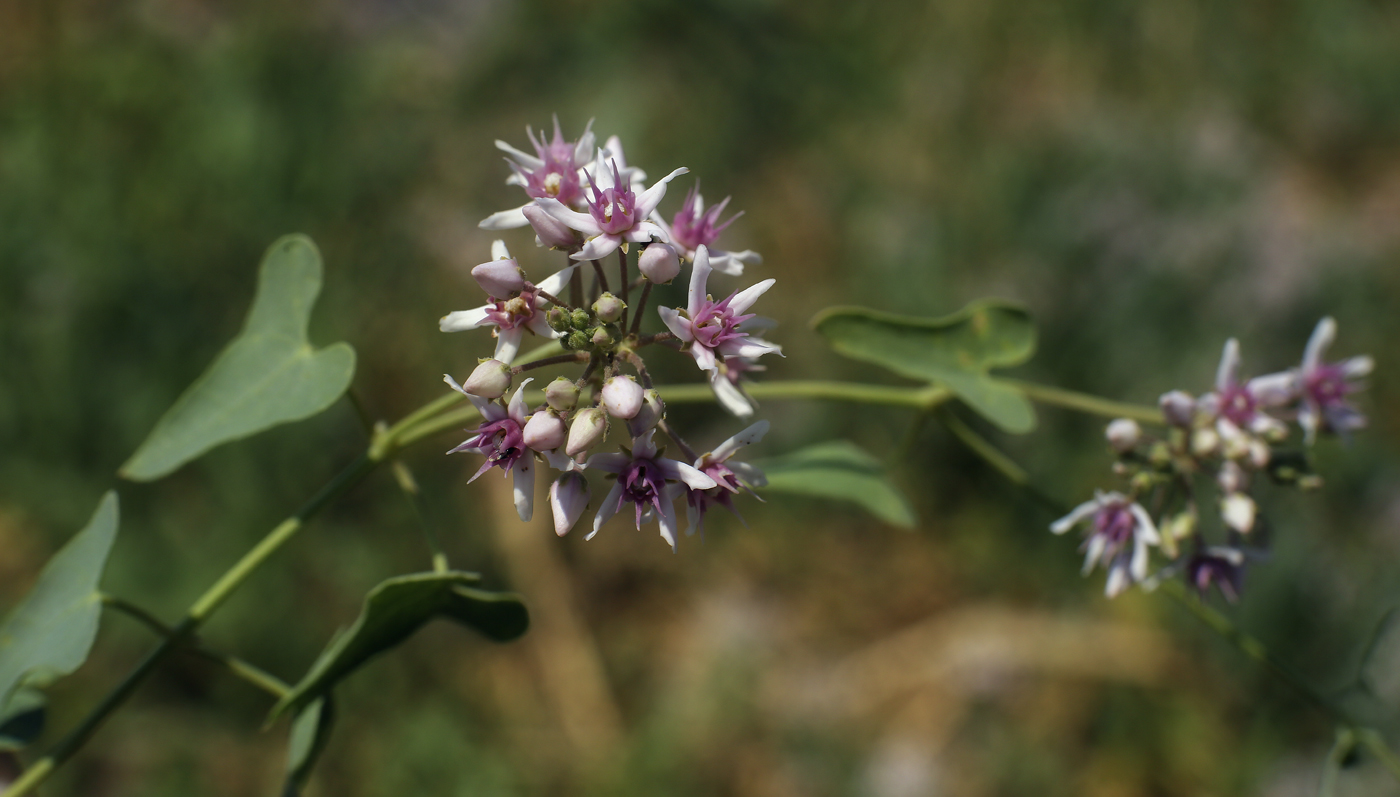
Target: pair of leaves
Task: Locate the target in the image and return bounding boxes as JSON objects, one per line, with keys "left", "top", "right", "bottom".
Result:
{"left": 0, "top": 493, "right": 120, "bottom": 749}
{"left": 271, "top": 572, "right": 529, "bottom": 721}
{"left": 813, "top": 300, "right": 1038, "bottom": 433}
{"left": 757, "top": 441, "right": 916, "bottom": 529}
{"left": 121, "top": 234, "right": 356, "bottom": 481}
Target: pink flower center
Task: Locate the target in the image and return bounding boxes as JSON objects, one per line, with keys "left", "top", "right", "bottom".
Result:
{"left": 585, "top": 161, "right": 637, "bottom": 236}
{"left": 1093, "top": 502, "right": 1137, "bottom": 546}
{"left": 1305, "top": 364, "right": 1351, "bottom": 407}
{"left": 523, "top": 128, "right": 584, "bottom": 206}
{"left": 671, "top": 186, "right": 740, "bottom": 254}
{"left": 617, "top": 457, "right": 668, "bottom": 527}
{"left": 466, "top": 417, "right": 526, "bottom": 479}
{"left": 691, "top": 295, "right": 755, "bottom": 352}
{"left": 484, "top": 288, "right": 539, "bottom": 331}
{"left": 1217, "top": 385, "right": 1258, "bottom": 426}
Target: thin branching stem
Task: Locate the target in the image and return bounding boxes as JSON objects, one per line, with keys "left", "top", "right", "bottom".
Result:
{"left": 618, "top": 248, "right": 629, "bottom": 331}
{"left": 511, "top": 352, "right": 590, "bottom": 374}
{"left": 590, "top": 259, "right": 610, "bottom": 294}
{"left": 629, "top": 282, "right": 653, "bottom": 338}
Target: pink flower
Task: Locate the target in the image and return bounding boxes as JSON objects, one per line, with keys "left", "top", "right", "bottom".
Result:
{"left": 537, "top": 160, "right": 688, "bottom": 262}
{"left": 439, "top": 241, "right": 578, "bottom": 363}
{"left": 1297, "top": 317, "right": 1372, "bottom": 444}
{"left": 1052, "top": 491, "right": 1161, "bottom": 597}
{"left": 652, "top": 185, "right": 762, "bottom": 276}
{"left": 585, "top": 430, "right": 717, "bottom": 551}
{"left": 1196, "top": 338, "right": 1292, "bottom": 456}
{"left": 479, "top": 117, "right": 597, "bottom": 230}
{"left": 658, "top": 245, "right": 780, "bottom": 375}
{"left": 443, "top": 377, "right": 541, "bottom": 522}
{"left": 673, "top": 420, "right": 769, "bottom": 538}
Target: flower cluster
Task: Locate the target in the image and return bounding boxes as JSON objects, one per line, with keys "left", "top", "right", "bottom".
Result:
{"left": 1054, "top": 318, "right": 1372, "bottom": 598}
{"left": 439, "top": 118, "right": 778, "bottom": 549}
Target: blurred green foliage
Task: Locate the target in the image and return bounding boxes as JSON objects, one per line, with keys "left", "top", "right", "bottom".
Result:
{"left": 3, "top": 0, "right": 1400, "bottom": 794}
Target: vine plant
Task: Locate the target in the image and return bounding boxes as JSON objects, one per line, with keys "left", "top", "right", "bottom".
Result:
{"left": 0, "top": 119, "right": 1389, "bottom": 794}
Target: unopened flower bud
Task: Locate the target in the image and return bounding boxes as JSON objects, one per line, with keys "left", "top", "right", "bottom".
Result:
{"left": 590, "top": 326, "right": 616, "bottom": 349}
{"left": 592, "top": 293, "right": 625, "bottom": 323}
{"left": 1218, "top": 460, "right": 1245, "bottom": 494}
{"left": 565, "top": 330, "right": 591, "bottom": 350}
{"left": 627, "top": 389, "right": 665, "bottom": 437}
{"left": 549, "top": 472, "right": 590, "bottom": 536}
{"left": 570, "top": 309, "right": 591, "bottom": 328}
{"left": 566, "top": 407, "right": 608, "bottom": 456}
{"left": 1159, "top": 390, "right": 1196, "bottom": 427}
{"left": 1105, "top": 418, "right": 1141, "bottom": 453}
{"left": 547, "top": 307, "right": 571, "bottom": 333}
{"left": 545, "top": 377, "right": 579, "bottom": 411}
{"left": 462, "top": 359, "right": 512, "bottom": 398}
{"left": 601, "top": 376, "right": 644, "bottom": 419}
{"left": 1191, "top": 427, "right": 1220, "bottom": 457}
{"left": 471, "top": 258, "right": 525, "bottom": 298}
{"left": 523, "top": 410, "right": 568, "bottom": 452}
{"left": 1221, "top": 492, "right": 1257, "bottom": 534}
{"left": 522, "top": 203, "right": 578, "bottom": 250}
{"left": 638, "top": 243, "right": 681, "bottom": 284}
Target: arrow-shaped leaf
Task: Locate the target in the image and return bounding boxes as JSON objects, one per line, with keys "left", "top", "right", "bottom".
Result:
{"left": 121, "top": 234, "right": 357, "bottom": 481}
{"left": 270, "top": 572, "right": 528, "bottom": 721}
{"left": 813, "top": 300, "right": 1037, "bottom": 433}
{"left": 0, "top": 492, "right": 119, "bottom": 716}
{"left": 756, "top": 441, "right": 917, "bottom": 529}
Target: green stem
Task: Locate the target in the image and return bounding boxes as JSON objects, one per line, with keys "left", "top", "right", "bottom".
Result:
{"left": 6, "top": 454, "right": 376, "bottom": 797}
{"left": 102, "top": 595, "right": 290, "bottom": 699}
{"left": 1007, "top": 380, "right": 1164, "bottom": 424}
{"left": 392, "top": 381, "right": 957, "bottom": 451}
{"left": 1320, "top": 727, "right": 1356, "bottom": 797}
{"left": 392, "top": 459, "right": 449, "bottom": 574}
{"left": 936, "top": 408, "right": 1029, "bottom": 485}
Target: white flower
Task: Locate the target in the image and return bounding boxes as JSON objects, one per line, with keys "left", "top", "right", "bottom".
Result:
{"left": 439, "top": 240, "right": 578, "bottom": 363}
{"left": 584, "top": 430, "right": 716, "bottom": 551}
{"left": 658, "top": 245, "right": 781, "bottom": 376}
{"left": 536, "top": 160, "right": 688, "bottom": 262}
{"left": 1052, "top": 491, "right": 1161, "bottom": 597}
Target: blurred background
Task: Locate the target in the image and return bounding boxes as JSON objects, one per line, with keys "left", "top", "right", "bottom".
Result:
{"left": 2, "top": 0, "right": 1400, "bottom": 794}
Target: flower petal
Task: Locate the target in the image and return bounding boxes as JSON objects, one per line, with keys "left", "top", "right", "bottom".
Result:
{"left": 709, "top": 371, "right": 754, "bottom": 417}
{"left": 536, "top": 263, "right": 580, "bottom": 297}
{"left": 586, "top": 452, "right": 631, "bottom": 473}
{"left": 635, "top": 167, "right": 689, "bottom": 218}
{"left": 493, "top": 327, "right": 524, "bottom": 364}
{"left": 512, "top": 458, "right": 535, "bottom": 522}
{"left": 478, "top": 206, "right": 530, "bottom": 231}
{"left": 440, "top": 307, "right": 491, "bottom": 332}
{"left": 727, "top": 278, "right": 775, "bottom": 316}
{"left": 586, "top": 482, "right": 625, "bottom": 540}
{"left": 710, "top": 420, "right": 770, "bottom": 463}
{"left": 572, "top": 234, "right": 623, "bottom": 262}
{"left": 658, "top": 458, "right": 718, "bottom": 490}
{"left": 657, "top": 306, "right": 693, "bottom": 342}
{"left": 507, "top": 378, "right": 534, "bottom": 424}
{"left": 495, "top": 139, "right": 543, "bottom": 169}
{"left": 688, "top": 246, "right": 713, "bottom": 317}
{"left": 1303, "top": 317, "right": 1336, "bottom": 371}
{"left": 1051, "top": 497, "right": 1101, "bottom": 534}
{"left": 658, "top": 498, "right": 680, "bottom": 552}
{"left": 536, "top": 198, "right": 602, "bottom": 236}
{"left": 1216, "top": 338, "right": 1240, "bottom": 391}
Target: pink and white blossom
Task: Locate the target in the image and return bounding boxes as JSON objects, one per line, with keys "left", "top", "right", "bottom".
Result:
{"left": 536, "top": 160, "right": 688, "bottom": 262}
{"left": 1297, "top": 317, "right": 1372, "bottom": 444}
{"left": 549, "top": 472, "right": 590, "bottom": 537}
{"left": 658, "top": 245, "right": 781, "bottom": 378}
{"left": 652, "top": 185, "right": 762, "bottom": 276}
{"left": 1052, "top": 491, "right": 1161, "bottom": 597}
{"left": 585, "top": 430, "right": 717, "bottom": 551}
{"left": 439, "top": 241, "right": 578, "bottom": 363}
{"left": 479, "top": 118, "right": 597, "bottom": 230}
{"left": 675, "top": 420, "right": 769, "bottom": 538}
{"left": 1196, "top": 339, "right": 1292, "bottom": 456}
{"left": 443, "top": 377, "right": 541, "bottom": 522}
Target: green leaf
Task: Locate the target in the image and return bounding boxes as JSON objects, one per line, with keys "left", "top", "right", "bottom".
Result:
{"left": 283, "top": 696, "right": 335, "bottom": 797}
{"left": 756, "top": 441, "right": 917, "bottom": 529}
{"left": 0, "top": 689, "right": 45, "bottom": 752}
{"left": 0, "top": 492, "right": 119, "bottom": 716}
{"left": 120, "top": 235, "right": 357, "bottom": 481}
{"left": 812, "top": 300, "right": 1038, "bottom": 433}
{"left": 270, "top": 572, "right": 528, "bottom": 721}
